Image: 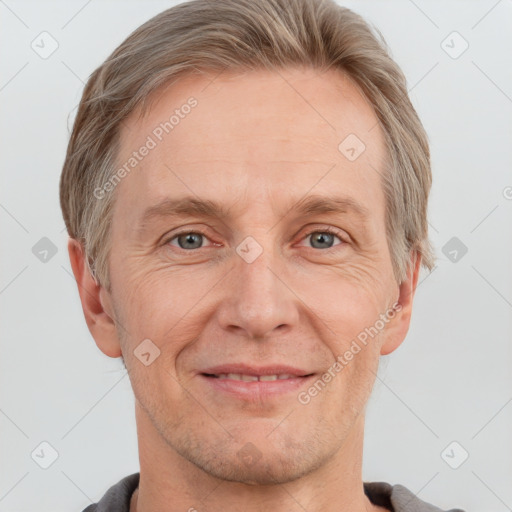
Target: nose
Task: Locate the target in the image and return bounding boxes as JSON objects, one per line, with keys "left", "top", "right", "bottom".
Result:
{"left": 216, "top": 243, "right": 299, "bottom": 340}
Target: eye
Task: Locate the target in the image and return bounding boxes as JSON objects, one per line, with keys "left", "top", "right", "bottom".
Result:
{"left": 300, "top": 227, "right": 347, "bottom": 250}
{"left": 162, "top": 227, "right": 348, "bottom": 252}
{"left": 165, "top": 230, "right": 214, "bottom": 250}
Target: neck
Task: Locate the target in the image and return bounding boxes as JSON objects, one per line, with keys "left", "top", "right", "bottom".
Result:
{"left": 130, "top": 401, "right": 385, "bottom": 512}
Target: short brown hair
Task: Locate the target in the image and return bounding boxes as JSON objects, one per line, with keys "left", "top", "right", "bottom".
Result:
{"left": 60, "top": 0, "right": 436, "bottom": 293}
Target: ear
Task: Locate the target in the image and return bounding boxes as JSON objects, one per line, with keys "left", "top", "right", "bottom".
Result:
{"left": 67, "top": 238, "right": 122, "bottom": 358}
{"left": 380, "top": 251, "right": 422, "bottom": 356}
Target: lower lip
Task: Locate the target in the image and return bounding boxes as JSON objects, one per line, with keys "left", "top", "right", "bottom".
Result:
{"left": 199, "top": 374, "right": 316, "bottom": 401}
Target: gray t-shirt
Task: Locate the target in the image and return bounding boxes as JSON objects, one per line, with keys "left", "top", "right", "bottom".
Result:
{"left": 81, "top": 473, "right": 466, "bottom": 512}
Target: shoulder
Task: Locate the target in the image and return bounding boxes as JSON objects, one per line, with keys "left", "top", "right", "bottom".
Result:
{"left": 80, "top": 473, "right": 140, "bottom": 512}
{"left": 364, "top": 481, "right": 467, "bottom": 512}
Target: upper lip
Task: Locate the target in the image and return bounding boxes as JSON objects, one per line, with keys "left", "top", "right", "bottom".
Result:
{"left": 200, "top": 363, "right": 314, "bottom": 377}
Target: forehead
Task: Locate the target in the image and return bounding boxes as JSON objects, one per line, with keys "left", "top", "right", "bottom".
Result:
{"left": 113, "top": 66, "right": 387, "bottom": 227}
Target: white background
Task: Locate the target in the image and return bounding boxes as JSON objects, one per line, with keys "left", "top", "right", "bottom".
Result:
{"left": 1, "top": 1, "right": 511, "bottom": 510}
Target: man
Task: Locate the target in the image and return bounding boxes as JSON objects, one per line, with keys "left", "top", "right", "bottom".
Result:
{"left": 60, "top": 0, "right": 465, "bottom": 510}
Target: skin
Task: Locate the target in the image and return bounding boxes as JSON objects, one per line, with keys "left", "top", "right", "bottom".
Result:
{"left": 69, "top": 66, "right": 421, "bottom": 512}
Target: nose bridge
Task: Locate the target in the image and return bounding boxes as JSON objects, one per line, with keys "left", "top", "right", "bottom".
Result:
{"left": 219, "top": 234, "right": 297, "bottom": 339}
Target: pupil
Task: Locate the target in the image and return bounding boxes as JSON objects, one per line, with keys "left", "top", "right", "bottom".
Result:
{"left": 313, "top": 232, "right": 333, "bottom": 248}
{"left": 179, "top": 233, "right": 202, "bottom": 249}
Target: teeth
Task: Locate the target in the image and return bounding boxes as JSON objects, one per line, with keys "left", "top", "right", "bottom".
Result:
{"left": 259, "top": 375, "right": 278, "bottom": 381}
{"left": 240, "top": 373, "right": 258, "bottom": 382}
{"left": 214, "top": 373, "right": 297, "bottom": 381}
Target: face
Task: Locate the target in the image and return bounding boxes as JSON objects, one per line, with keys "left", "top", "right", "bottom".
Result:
{"left": 80, "top": 66, "right": 418, "bottom": 485}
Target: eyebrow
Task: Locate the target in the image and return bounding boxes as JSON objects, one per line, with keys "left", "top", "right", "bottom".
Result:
{"left": 137, "top": 193, "right": 371, "bottom": 232}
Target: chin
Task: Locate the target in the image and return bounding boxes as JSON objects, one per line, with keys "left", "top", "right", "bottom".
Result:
{"left": 168, "top": 425, "right": 329, "bottom": 486}
{"left": 195, "top": 453, "right": 317, "bottom": 486}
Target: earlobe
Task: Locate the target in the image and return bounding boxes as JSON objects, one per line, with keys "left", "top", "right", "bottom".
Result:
{"left": 380, "top": 251, "right": 422, "bottom": 356}
{"left": 67, "top": 238, "right": 122, "bottom": 358}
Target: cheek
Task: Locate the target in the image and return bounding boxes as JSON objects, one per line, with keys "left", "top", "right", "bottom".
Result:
{"left": 112, "top": 263, "right": 219, "bottom": 362}
{"left": 306, "top": 262, "right": 388, "bottom": 324}
{"left": 113, "top": 255, "right": 198, "bottom": 318}
{"left": 294, "top": 262, "right": 392, "bottom": 370}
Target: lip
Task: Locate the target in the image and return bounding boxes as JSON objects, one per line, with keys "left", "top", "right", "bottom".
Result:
{"left": 198, "top": 364, "right": 316, "bottom": 401}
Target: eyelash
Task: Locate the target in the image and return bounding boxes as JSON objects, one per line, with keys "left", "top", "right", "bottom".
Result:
{"left": 162, "top": 226, "right": 348, "bottom": 252}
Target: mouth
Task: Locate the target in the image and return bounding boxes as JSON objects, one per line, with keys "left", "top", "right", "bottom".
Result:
{"left": 202, "top": 372, "right": 313, "bottom": 381}
{"left": 198, "top": 365, "right": 316, "bottom": 401}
